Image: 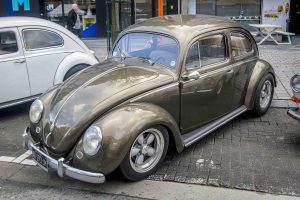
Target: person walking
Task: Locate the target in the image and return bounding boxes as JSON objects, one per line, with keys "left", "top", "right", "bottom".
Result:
{"left": 67, "top": 4, "right": 81, "bottom": 38}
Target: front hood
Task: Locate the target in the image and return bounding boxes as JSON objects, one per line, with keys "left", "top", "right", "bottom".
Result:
{"left": 42, "top": 59, "right": 174, "bottom": 154}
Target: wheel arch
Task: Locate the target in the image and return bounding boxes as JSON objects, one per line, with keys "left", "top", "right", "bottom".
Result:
{"left": 53, "top": 52, "right": 98, "bottom": 84}
{"left": 245, "top": 59, "right": 276, "bottom": 110}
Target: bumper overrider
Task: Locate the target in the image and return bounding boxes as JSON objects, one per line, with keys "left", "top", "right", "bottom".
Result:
{"left": 287, "top": 108, "right": 300, "bottom": 122}
{"left": 22, "top": 127, "right": 105, "bottom": 184}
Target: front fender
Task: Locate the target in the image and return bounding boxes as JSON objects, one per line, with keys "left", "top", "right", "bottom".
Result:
{"left": 245, "top": 59, "right": 276, "bottom": 109}
{"left": 72, "top": 103, "right": 183, "bottom": 175}
{"left": 53, "top": 52, "right": 98, "bottom": 84}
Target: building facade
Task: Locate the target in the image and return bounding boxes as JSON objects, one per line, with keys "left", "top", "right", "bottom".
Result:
{"left": 0, "top": 0, "right": 299, "bottom": 41}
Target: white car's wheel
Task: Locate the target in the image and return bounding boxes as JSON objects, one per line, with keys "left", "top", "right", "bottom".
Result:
{"left": 63, "top": 64, "right": 90, "bottom": 81}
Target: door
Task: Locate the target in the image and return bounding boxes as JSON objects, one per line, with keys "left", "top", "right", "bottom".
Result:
{"left": 0, "top": 28, "right": 30, "bottom": 103}
{"left": 19, "top": 27, "right": 69, "bottom": 95}
{"left": 180, "top": 33, "right": 235, "bottom": 132}
{"left": 290, "top": 0, "right": 300, "bottom": 34}
{"left": 229, "top": 31, "right": 257, "bottom": 109}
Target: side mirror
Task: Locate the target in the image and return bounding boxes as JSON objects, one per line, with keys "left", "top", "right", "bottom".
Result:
{"left": 182, "top": 71, "right": 200, "bottom": 81}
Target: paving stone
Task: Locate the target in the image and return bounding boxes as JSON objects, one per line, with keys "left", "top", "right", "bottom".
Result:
{"left": 149, "top": 109, "right": 300, "bottom": 197}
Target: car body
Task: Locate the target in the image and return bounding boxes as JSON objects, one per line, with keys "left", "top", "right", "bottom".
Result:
{"left": 287, "top": 73, "right": 300, "bottom": 122}
{"left": 23, "top": 15, "right": 276, "bottom": 184}
{"left": 0, "top": 17, "right": 98, "bottom": 109}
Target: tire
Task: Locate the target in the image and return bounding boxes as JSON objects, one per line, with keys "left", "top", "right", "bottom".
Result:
{"left": 252, "top": 73, "right": 274, "bottom": 116}
{"left": 63, "top": 64, "right": 90, "bottom": 81}
{"left": 120, "top": 125, "right": 169, "bottom": 181}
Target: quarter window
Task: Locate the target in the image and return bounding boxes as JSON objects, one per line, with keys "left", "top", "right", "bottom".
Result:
{"left": 230, "top": 32, "right": 252, "bottom": 57}
{"left": 199, "top": 35, "right": 226, "bottom": 67}
{"left": 185, "top": 42, "right": 200, "bottom": 70}
{"left": 23, "top": 29, "right": 63, "bottom": 50}
{"left": 0, "top": 31, "right": 18, "bottom": 55}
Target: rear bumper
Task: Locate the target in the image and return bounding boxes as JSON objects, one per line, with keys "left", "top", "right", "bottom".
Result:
{"left": 287, "top": 108, "right": 300, "bottom": 122}
{"left": 22, "top": 127, "right": 105, "bottom": 184}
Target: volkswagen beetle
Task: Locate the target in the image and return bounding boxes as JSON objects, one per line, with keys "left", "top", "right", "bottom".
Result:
{"left": 288, "top": 73, "right": 300, "bottom": 122}
{"left": 23, "top": 15, "right": 276, "bottom": 184}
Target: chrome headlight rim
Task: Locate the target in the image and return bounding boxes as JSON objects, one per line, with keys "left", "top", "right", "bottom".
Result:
{"left": 291, "top": 73, "right": 300, "bottom": 93}
{"left": 29, "top": 99, "right": 43, "bottom": 124}
{"left": 82, "top": 126, "right": 103, "bottom": 156}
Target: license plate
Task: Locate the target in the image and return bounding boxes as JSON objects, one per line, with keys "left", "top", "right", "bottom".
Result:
{"left": 32, "top": 148, "right": 49, "bottom": 172}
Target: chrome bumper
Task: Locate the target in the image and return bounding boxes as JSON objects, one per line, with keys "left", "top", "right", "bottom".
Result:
{"left": 287, "top": 108, "right": 300, "bottom": 122}
{"left": 22, "top": 128, "right": 105, "bottom": 184}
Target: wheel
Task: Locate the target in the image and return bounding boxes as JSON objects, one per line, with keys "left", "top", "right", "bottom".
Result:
{"left": 252, "top": 73, "right": 274, "bottom": 116}
{"left": 63, "top": 64, "right": 90, "bottom": 81}
{"left": 120, "top": 125, "right": 169, "bottom": 181}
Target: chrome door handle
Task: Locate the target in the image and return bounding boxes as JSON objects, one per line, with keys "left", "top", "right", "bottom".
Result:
{"left": 14, "top": 59, "right": 25, "bottom": 64}
{"left": 227, "top": 69, "right": 234, "bottom": 73}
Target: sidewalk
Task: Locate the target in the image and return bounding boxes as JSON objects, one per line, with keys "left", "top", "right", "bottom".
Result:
{"left": 0, "top": 162, "right": 298, "bottom": 200}
{"left": 82, "top": 36, "right": 300, "bottom": 108}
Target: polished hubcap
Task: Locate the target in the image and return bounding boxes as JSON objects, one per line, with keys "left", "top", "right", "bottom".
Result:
{"left": 260, "top": 80, "right": 272, "bottom": 109}
{"left": 130, "top": 128, "right": 164, "bottom": 173}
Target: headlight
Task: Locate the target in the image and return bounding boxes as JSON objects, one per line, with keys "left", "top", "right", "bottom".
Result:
{"left": 29, "top": 99, "right": 43, "bottom": 123}
{"left": 291, "top": 74, "right": 300, "bottom": 92}
{"left": 83, "top": 126, "right": 102, "bottom": 156}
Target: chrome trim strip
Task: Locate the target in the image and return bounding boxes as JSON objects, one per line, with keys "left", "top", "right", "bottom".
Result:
{"left": 182, "top": 105, "right": 247, "bottom": 147}
{"left": 51, "top": 67, "right": 118, "bottom": 125}
{"left": 0, "top": 95, "right": 39, "bottom": 109}
{"left": 23, "top": 128, "right": 105, "bottom": 184}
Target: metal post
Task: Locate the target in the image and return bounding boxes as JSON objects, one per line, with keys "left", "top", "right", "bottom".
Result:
{"left": 62, "top": 0, "right": 65, "bottom": 27}
{"left": 178, "top": 0, "right": 180, "bottom": 14}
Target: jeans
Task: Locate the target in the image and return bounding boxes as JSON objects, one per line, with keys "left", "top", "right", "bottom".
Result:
{"left": 69, "top": 28, "right": 81, "bottom": 38}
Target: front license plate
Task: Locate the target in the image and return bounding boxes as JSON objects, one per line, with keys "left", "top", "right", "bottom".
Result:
{"left": 32, "top": 148, "right": 49, "bottom": 172}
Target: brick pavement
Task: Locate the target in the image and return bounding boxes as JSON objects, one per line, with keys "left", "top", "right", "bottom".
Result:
{"left": 148, "top": 108, "right": 300, "bottom": 196}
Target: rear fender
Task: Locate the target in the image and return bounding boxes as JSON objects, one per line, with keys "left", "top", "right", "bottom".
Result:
{"left": 53, "top": 52, "right": 98, "bottom": 84}
{"left": 245, "top": 59, "right": 276, "bottom": 109}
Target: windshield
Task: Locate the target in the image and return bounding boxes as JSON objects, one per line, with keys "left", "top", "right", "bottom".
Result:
{"left": 111, "top": 32, "right": 179, "bottom": 70}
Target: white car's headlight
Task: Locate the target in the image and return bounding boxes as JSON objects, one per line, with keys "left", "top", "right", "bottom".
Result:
{"left": 291, "top": 74, "right": 300, "bottom": 92}
{"left": 83, "top": 126, "right": 102, "bottom": 156}
{"left": 29, "top": 99, "right": 43, "bottom": 123}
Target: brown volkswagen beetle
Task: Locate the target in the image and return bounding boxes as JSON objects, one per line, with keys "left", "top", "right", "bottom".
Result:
{"left": 23, "top": 15, "right": 276, "bottom": 184}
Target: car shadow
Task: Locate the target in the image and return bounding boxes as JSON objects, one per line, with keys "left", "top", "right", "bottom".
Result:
{"left": 0, "top": 102, "right": 32, "bottom": 118}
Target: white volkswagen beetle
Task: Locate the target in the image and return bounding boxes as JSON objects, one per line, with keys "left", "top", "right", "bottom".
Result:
{"left": 0, "top": 17, "right": 98, "bottom": 109}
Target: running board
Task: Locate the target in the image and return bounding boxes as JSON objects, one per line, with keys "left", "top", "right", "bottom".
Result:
{"left": 182, "top": 106, "right": 247, "bottom": 147}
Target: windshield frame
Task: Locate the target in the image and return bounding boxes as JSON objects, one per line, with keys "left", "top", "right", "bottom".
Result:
{"left": 109, "top": 31, "right": 181, "bottom": 72}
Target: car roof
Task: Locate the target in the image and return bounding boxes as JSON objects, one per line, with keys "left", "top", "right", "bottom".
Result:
{"left": 0, "top": 16, "right": 89, "bottom": 51}
{"left": 122, "top": 14, "right": 243, "bottom": 46}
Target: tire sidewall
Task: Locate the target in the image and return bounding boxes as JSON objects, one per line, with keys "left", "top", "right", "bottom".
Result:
{"left": 63, "top": 64, "right": 90, "bottom": 81}
{"left": 120, "top": 125, "right": 169, "bottom": 181}
{"left": 254, "top": 73, "right": 274, "bottom": 116}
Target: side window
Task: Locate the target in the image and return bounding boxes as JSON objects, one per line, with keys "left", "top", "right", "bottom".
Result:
{"left": 198, "top": 34, "right": 226, "bottom": 67}
{"left": 230, "top": 32, "right": 252, "bottom": 57}
{"left": 185, "top": 42, "right": 200, "bottom": 70}
{"left": 0, "top": 31, "right": 18, "bottom": 55}
{"left": 23, "top": 29, "right": 63, "bottom": 50}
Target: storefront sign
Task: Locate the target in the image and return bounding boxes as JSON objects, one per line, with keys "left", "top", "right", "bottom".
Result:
{"left": 12, "top": 0, "right": 30, "bottom": 11}
{"left": 262, "top": 0, "right": 290, "bottom": 30}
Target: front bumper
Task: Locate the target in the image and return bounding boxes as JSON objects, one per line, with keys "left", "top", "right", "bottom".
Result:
{"left": 22, "top": 127, "right": 105, "bottom": 184}
{"left": 287, "top": 108, "right": 300, "bottom": 122}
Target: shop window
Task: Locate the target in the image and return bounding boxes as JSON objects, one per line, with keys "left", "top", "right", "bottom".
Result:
{"left": 0, "top": 31, "right": 18, "bottom": 55}
{"left": 199, "top": 35, "right": 226, "bottom": 67}
{"left": 185, "top": 42, "right": 200, "bottom": 70}
{"left": 23, "top": 29, "right": 63, "bottom": 50}
{"left": 230, "top": 32, "right": 252, "bottom": 57}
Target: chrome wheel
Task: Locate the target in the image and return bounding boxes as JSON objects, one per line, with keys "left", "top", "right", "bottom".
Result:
{"left": 259, "top": 80, "right": 272, "bottom": 109}
{"left": 129, "top": 128, "right": 164, "bottom": 173}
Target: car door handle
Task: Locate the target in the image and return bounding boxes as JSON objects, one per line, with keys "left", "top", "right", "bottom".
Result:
{"left": 14, "top": 59, "right": 26, "bottom": 64}
{"left": 227, "top": 69, "right": 234, "bottom": 74}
